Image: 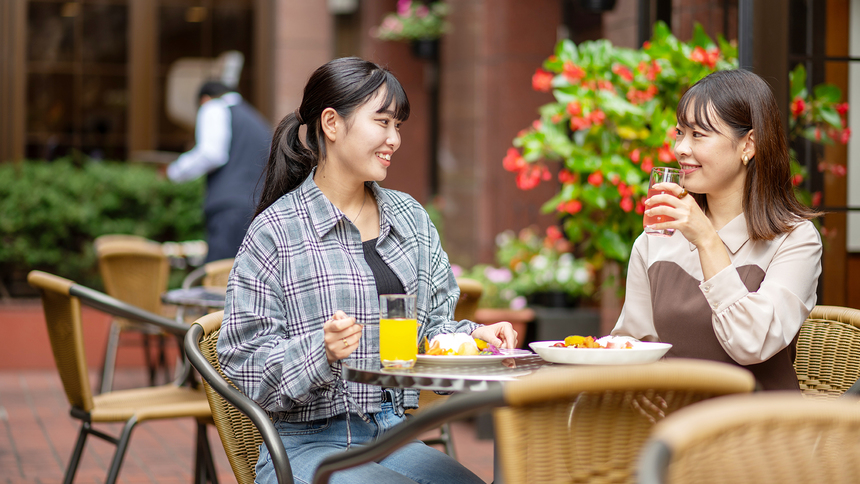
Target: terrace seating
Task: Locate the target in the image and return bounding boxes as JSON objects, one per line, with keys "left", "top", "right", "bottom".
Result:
{"left": 794, "top": 304, "right": 860, "bottom": 398}
{"left": 27, "top": 270, "right": 216, "bottom": 484}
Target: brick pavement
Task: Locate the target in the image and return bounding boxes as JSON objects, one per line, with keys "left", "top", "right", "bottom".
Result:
{"left": 0, "top": 368, "right": 494, "bottom": 483}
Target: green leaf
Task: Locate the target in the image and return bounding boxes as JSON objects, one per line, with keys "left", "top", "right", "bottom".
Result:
{"left": 690, "top": 23, "right": 713, "bottom": 49}
{"left": 817, "top": 106, "right": 843, "bottom": 130}
{"left": 596, "top": 229, "right": 629, "bottom": 261}
{"left": 789, "top": 64, "right": 807, "bottom": 99}
{"left": 813, "top": 83, "right": 842, "bottom": 104}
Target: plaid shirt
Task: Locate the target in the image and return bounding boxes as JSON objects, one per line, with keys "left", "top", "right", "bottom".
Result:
{"left": 217, "top": 171, "right": 478, "bottom": 422}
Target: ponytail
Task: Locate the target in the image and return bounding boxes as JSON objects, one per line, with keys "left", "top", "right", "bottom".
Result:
{"left": 254, "top": 111, "right": 316, "bottom": 217}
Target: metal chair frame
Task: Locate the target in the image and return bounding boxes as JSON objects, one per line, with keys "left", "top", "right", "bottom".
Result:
{"left": 28, "top": 270, "right": 217, "bottom": 484}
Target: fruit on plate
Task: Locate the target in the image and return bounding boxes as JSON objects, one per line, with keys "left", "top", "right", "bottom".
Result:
{"left": 551, "top": 335, "right": 634, "bottom": 349}
{"left": 423, "top": 333, "right": 502, "bottom": 356}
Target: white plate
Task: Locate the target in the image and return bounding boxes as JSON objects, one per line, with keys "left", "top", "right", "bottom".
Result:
{"left": 417, "top": 349, "right": 533, "bottom": 365}
{"left": 529, "top": 341, "right": 672, "bottom": 365}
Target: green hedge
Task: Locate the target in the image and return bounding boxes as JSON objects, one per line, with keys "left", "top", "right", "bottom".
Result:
{"left": 0, "top": 159, "right": 205, "bottom": 293}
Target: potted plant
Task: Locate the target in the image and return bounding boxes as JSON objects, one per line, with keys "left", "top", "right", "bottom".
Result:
{"left": 503, "top": 21, "right": 849, "bottom": 294}
{"left": 372, "top": 0, "right": 450, "bottom": 59}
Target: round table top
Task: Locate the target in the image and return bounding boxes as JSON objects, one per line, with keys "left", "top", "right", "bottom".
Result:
{"left": 341, "top": 356, "right": 550, "bottom": 392}
{"left": 161, "top": 286, "right": 227, "bottom": 308}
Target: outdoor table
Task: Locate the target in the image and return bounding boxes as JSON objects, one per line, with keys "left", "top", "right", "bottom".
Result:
{"left": 342, "top": 355, "right": 553, "bottom": 483}
{"left": 341, "top": 355, "right": 549, "bottom": 392}
{"left": 162, "top": 286, "right": 227, "bottom": 311}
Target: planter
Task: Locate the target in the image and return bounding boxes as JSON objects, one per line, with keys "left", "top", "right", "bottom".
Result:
{"left": 410, "top": 38, "right": 439, "bottom": 60}
{"left": 474, "top": 307, "right": 534, "bottom": 349}
{"left": 532, "top": 306, "right": 601, "bottom": 342}
{"left": 526, "top": 291, "right": 580, "bottom": 309}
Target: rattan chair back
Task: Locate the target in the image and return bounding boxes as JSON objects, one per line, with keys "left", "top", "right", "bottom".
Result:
{"left": 195, "top": 311, "right": 264, "bottom": 484}
{"left": 201, "top": 258, "right": 234, "bottom": 287}
{"left": 494, "top": 359, "right": 756, "bottom": 484}
{"left": 454, "top": 277, "right": 483, "bottom": 321}
{"left": 95, "top": 236, "right": 170, "bottom": 315}
{"left": 639, "top": 392, "right": 860, "bottom": 484}
{"left": 794, "top": 305, "right": 860, "bottom": 398}
{"left": 28, "top": 271, "right": 95, "bottom": 412}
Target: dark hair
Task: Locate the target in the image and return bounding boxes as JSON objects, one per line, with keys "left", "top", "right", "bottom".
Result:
{"left": 254, "top": 57, "right": 410, "bottom": 218}
{"left": 676, "top": 69, "right": 819, "bottom": 240}
{"left": 197, "top": 81, "right": 232, "bottom": 100}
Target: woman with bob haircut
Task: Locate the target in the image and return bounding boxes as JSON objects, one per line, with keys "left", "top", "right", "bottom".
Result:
{"left": 217, "top": 57, "right": 511, "bottom": 483}
{"left": 612, "top": 69, "right": 822, "bottom": 390}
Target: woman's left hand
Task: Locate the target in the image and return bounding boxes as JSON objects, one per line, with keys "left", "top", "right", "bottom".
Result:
{"left": 471, "top": 322, "right": 518, "bottom": 350}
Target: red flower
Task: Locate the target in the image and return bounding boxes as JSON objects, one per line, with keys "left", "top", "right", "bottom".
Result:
{"left": 831, "top": 164, "right": 847, "bottom": 177}
{"left": 503, "top": 148, "right": 526, "bottom": 172}
{"left": 835, "top": 102, "right": 850, "bottom": 116}
{"left": 620, "top": 197, "right": 634, "bottom": 213}
{"left": 790, "top": 97, "right": 806, "bottom": 118}
{"left": 815, "top": 127, "right": 822, "bottom": 142}
{"left": 690, "top": 46, "right": 719, "bottom": 69}
{"left": 570, "top": 116, "right": 591, "bottom": 131}
{"left": 812, "top": 191, "right": 822, "bottom": 207}
{"left": 566, "top": 101, "right": 582, "bottom": 117}
{"left": 589, "top": 109, "right": 606, "bottom": 125}
{"left": 667, "top": 127, "right": 677, "bottom": 140}
{"left": 658, "top": 143, "right": 675, "bottom": 162}
{"left": 609, "top": 174, "right": 620, "bottom": 185}
{"left": 641, "top": 156, "right": 654, "bottom": 173}
{"left": 532, "top": 119, "right": 543, "bottom": 130}
{"left": 546, "top": 225, "right": 563, "bottom": 241}
{"left": 840, "top": 127, "right": 852, "bottom": 144}
{"left": 551, "top": 113, "right": 563, "bottom": 124}
{"left": 558, "top": 169, "right": 577, "bottom": 184}
{"left": 587, "top": 171, "right": 603, "bottom": 186}
{"left": 643, "top": 41, "right": 651, "bottom": 49}
{"left": 617, "top": 182, "right": 633, "bottom": 198}
{"left": 516, "top": 164, "right": 545, "bottom": 190}
{"left": 562, "top": 62, "right": 586, "bottom": 82}
{"left": 630, "top": 148, "right": 641, "bottom": 163}
{"left": 532, "top": 68, "right": 554, "bottom": 92}
{"left": 597, "top": 80, "right": 616, "bottom": 93}
{"left": 558, "top": 200, "right": 583, "bottom": 214}
{"left": 791, "top": 173, "right": 803, "bottom": 186}
{"left": 612, "top": 64, "right": 634, "bottom": 82}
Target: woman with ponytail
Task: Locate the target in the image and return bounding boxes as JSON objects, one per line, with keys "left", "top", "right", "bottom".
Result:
{"left": 612, "top": 69, "right": 822, "bottom": 390}
{"left": 217, "top": 57, "right": 509, "bottom": 483}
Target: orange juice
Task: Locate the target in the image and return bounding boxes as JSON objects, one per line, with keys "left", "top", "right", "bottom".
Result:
{"left": 380, "top": 318, "right": 418, "bottom": 368}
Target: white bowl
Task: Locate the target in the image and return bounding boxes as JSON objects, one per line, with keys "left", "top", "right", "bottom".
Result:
{"left": 529, "top": 340, "right": 672, "bottom": 365}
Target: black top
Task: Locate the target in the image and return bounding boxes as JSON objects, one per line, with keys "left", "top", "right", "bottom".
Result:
{"left": 362, "top": 238, "right": 405, "bottom": 295}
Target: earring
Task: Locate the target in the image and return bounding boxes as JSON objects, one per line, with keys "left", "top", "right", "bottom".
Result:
{"left": 742, "top": 155, "right": 749, "bottom": 166}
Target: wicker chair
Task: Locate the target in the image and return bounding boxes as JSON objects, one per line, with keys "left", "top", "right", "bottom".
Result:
{"left": 94, "top": 235, "right": 172, "bottom": 393}
{"left": 794, "top": 305, "right": 860, "bottom": 398}
{"left": 174, "top": 258, "right": 235, "bottom": 323}
{"left": 27, "top": 270, "right": 217, "bottom": 484}
{"left": 493, "top": 359, "right": 756, "bottom": 484}
{"left": 186, "top": 311, "right": 503, "bottom": 484}
{"left": 638, "top": 392, "right": 860, "bottom": 484}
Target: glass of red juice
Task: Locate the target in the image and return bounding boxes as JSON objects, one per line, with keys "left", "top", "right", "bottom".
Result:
{"left": 644, "top": 167, "right": 685, "bottom": 236}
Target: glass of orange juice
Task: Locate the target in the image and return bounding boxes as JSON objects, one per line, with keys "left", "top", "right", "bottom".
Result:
{"left": 644, "top": 167, "right": 685, "bottom": 236}
{"left": 379, "top": 294, "right": 418, "bottom": 369}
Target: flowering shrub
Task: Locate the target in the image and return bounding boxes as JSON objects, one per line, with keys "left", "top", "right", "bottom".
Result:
{"left": 372, "top": 0, "right": 449, "bottom": 42}
{"left": 788, "top": 64, "right": 851, "bottom": 208}
{"left": 453, "top": 226, "right": 595, "bottom": 309}
{"left": 504, "top": 21, "right": 849, "bottom": 274}
{"left": 504, "top": 22, "right": 736, "bottom": 267}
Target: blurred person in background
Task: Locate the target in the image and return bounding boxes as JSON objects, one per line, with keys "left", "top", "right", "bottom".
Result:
{"left": 167, "top": 80, "right": 272, "bottom": 262}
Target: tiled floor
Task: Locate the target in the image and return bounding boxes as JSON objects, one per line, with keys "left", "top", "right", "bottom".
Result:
{"left": 0, "top": 368, "right": 495, "bottom": 483}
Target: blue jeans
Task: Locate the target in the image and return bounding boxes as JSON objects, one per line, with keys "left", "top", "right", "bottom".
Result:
{"left": 255, "top": 402, "right": 485, "bottom": 484}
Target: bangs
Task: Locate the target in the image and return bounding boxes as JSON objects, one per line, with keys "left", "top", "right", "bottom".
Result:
{"left": 676, "top": 92, "right": 720, "bottom": 134}
{"left": 360, "top": 69, "right": 411, "bottom": 122}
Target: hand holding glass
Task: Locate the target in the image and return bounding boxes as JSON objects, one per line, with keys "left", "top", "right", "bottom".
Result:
{"left": 644, "top": 167, "right": 685, "bottom": 236}
{"left": 379, "top": 294, "right": 418, "bottom": 369}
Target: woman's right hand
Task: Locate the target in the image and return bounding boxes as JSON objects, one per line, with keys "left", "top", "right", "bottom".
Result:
{"left": 323, "top": 310, "right": 363, "bottom": 363}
